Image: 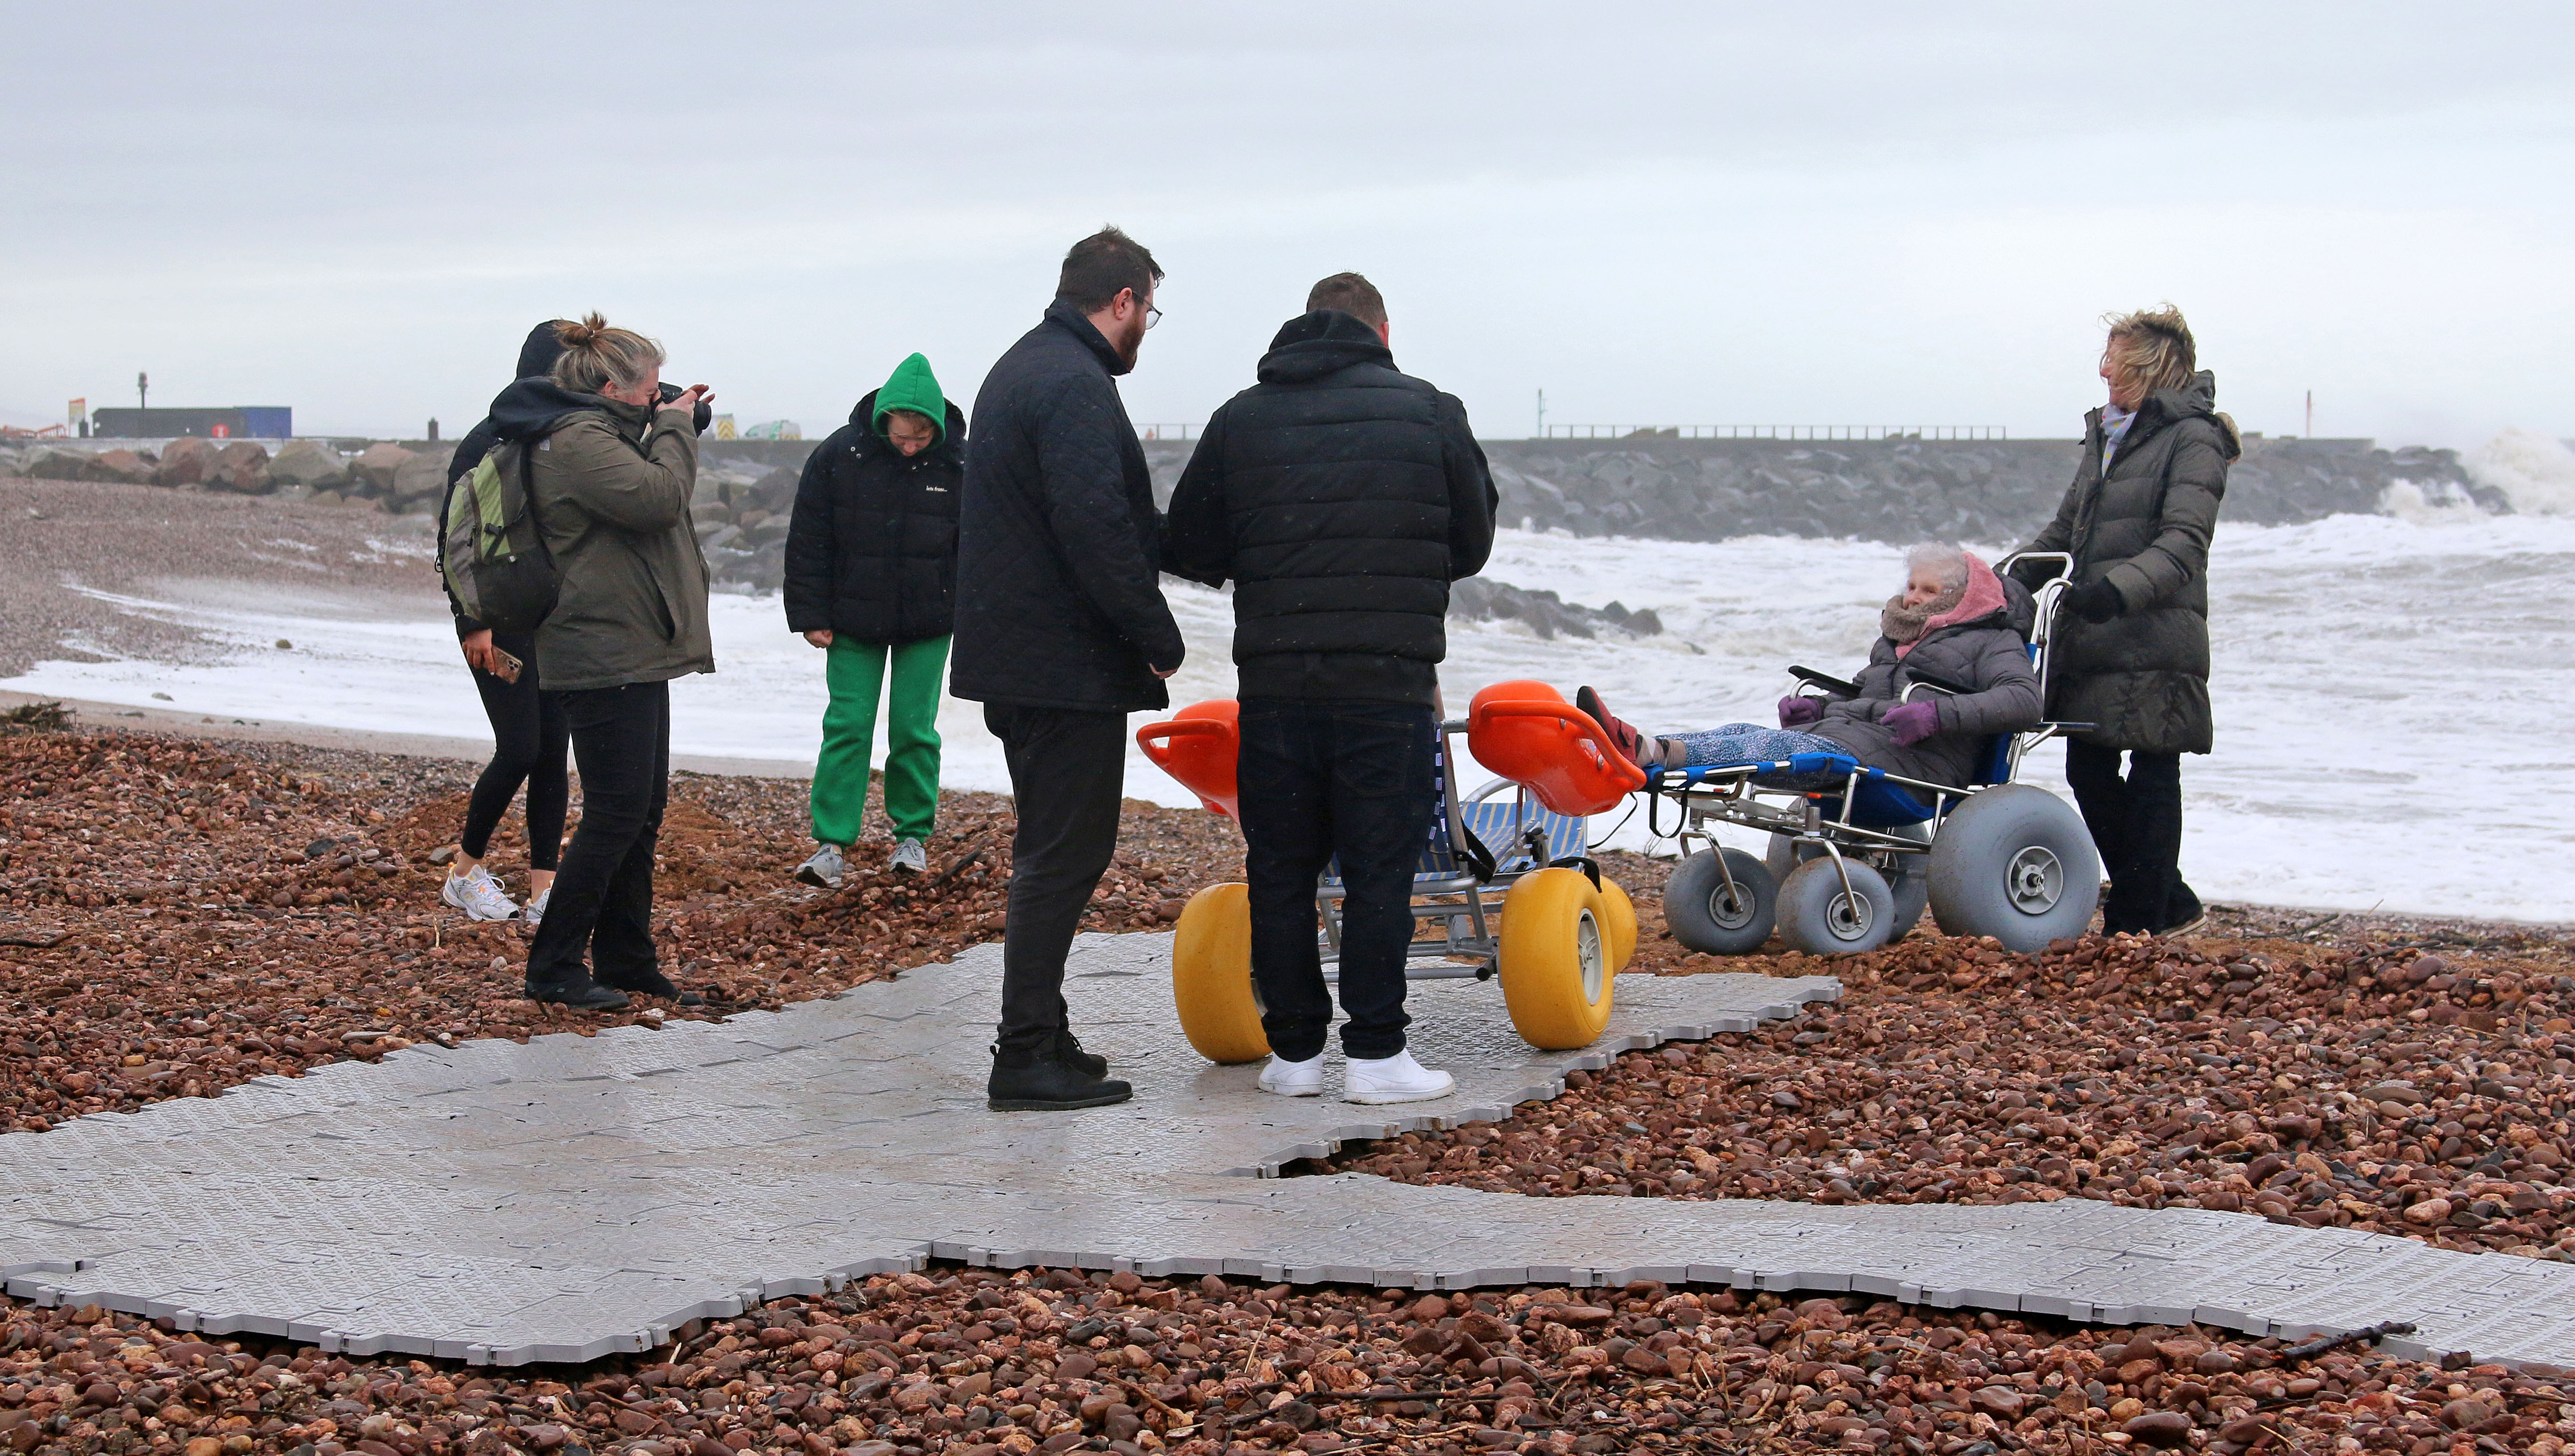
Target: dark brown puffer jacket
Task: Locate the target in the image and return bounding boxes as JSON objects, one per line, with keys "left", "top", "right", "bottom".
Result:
{"left": 2013, "top": 371, "right": 2238, "bottom": 755}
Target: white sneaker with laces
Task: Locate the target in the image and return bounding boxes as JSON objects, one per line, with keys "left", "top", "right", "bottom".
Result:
{"left": 522, "top": 886, "right": 551, "bottom": 927}
{"left": 795, "top": 843, "right": 845, "bottom": 889}
{"left": 1257, "top": 1051, "right": 1325, "bottom": 1097}
{"left": 441, "top": 863, "right": 520, "bottom": 922}
{"left": 890, "top": 837, "right": 928, "bottom": 875}
{"left": 1343, "top": 1049, "right": 1454, "bottom": 1105}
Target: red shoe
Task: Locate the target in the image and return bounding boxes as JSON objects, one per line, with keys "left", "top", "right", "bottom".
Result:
{"left": 1575, "top": 686, "right": 1645, "bottom": 766}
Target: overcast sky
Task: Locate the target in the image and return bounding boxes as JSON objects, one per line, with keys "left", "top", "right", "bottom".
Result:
{"left": 8, "top": 3, "right": 2570, "bottom": 448}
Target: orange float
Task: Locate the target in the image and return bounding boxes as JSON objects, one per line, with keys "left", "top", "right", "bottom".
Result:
{"left": 1134, "top": 699, "right": 1242, "bottom": 820}
{"left": 1465, "top": 679, "right": 1646, "bottom": 817}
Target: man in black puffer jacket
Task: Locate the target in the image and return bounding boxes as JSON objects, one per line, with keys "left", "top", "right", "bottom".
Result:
{"left": 952, "top": 227, "right": 1183, "bottom": 1112}
{"left": 784, "top": 353, "right": 964, "bottom": 888}
{"left": 1165, "top": 272, "right": 1497, "bottom": 1106}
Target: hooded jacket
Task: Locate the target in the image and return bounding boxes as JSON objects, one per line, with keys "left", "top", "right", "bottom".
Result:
{"left": 949, "top": 299, "right": 1183, "bottom": 713}
{"left": 482, "top": 377, "right": 715, "bottom": 693}
{"left": 1163, "top": 309, "right": 1499, "bottom": 706}
{"left": 783, "top": 361, "right": 965, "bottom": 644}
{"left": 441, "top": 322, "right": 572, "bottom": 639}
{"left": 1810, "top": 557, "right": 2044, "bottom": 788}
{"left": 2012, "top": 370, "right": 2237, "bottom": 754}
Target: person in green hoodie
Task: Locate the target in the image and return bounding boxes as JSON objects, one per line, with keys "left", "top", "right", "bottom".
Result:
{"left": 782, "top": 355, "right": 967, "bottom": 883}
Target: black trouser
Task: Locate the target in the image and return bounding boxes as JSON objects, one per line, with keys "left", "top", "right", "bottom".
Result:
{"left": 526, "top": 682, "right": 669, "bottom": 990}
{"left": 461, "top": 631, "right": 570, "bottom": 870}
{"left": 1236, "top": 699, "right": 1438, "bottom": 1063}
{"left": 986, "top": 703, "right": 1127, "bottom": 1060}
{"left": 2065, "top": 739, "right": 2192, "bottom": 934}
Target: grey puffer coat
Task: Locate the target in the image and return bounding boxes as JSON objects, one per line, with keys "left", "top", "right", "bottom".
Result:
{"left": 2013, "top": 371, "right": 2237, "bottom": 755}
{"left": 1813, "top": 579, "right": 2043, "bottom": 788}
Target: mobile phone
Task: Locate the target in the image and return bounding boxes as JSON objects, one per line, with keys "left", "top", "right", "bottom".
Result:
{"left": 491, "top": 648, "right": 524, "bottom": 685}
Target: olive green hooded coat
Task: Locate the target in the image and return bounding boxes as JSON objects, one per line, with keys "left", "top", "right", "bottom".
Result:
{"left": 2014, "top": 370, "right": 2238, "bottom": 755}
{"left": 526, "top": 396, "right": 715, "bottom": 693}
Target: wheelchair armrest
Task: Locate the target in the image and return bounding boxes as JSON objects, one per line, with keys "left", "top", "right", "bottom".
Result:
{"left": 1788, "top": 665, "right": 1860, "bottom": 697}
{"left": 1902, "top": 667, "right": 1976, "bottom": 697}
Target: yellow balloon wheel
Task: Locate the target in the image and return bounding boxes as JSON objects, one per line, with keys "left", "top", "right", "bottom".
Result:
{"left": 1171, "top": 882, "right": 1269, "bottom": 1064}
{"left": 1497, "top": 867, "right": 1614, "bottom": 1050}
{"left": 1598, "top": 876, "right": 1639, "bottom": 971}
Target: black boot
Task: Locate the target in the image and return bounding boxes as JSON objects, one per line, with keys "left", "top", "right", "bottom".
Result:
{"left": 989, "top": 1048, "right": 1131, "bottom": 1111}
{"left": 600, "top": 965, "right": 706, "bottom": 1007}
{"left": 526, "top": 976, "right": 630, "bottom": 1011}
{"left": 1052, "top": 1028, "right": 1108, "bottom": 1078}
{"left": 2157, "top": 879, "right": 2206, "bottom": 937}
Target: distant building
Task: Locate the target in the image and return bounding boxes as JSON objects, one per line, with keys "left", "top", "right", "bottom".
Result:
{"left": 741, "top": 419, "right": 802, "bottom": 441}
{"left": 92, "top": 406, "right": 292, "bottom": 439}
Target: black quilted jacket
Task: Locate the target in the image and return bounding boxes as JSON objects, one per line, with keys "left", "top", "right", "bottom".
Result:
{"left": 1163, "top": 309, "right": 1496, "bottom": 706}
{"left": 781, "top": 390, "right": 964, "bottom": 644}
{"left": 949, "top": 300, "right": 1184, "bottom": 713}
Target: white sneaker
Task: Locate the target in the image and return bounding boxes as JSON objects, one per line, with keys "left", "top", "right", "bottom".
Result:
{"left": 1257, "top": 1052, "right": 1325, "bottom": 1097}
{"left": 441, "top": 864, "right": 520, "bottom": 922}
{"left": 795, "top": 843, "right": 845, "bottom": 889}
{"left": 1343, "top": 1049, "right": 1455, "bottom": 1105}
{"left": 522, "top": 887, "right": 550, "bottom": 927}
{"left": 890, "top": 837, "right": 928, "bottom": 875}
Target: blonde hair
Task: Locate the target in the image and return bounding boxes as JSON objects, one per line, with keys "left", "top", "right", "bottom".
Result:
{"left": 2101, "top": 304, "right": 2196, "bottom": 398}
{"left": 550, "top": 312, "right": 666, "bottom": 395}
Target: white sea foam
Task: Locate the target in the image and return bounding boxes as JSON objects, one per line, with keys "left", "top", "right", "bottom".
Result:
{"left": 2464, "top": 428, "right": 2575, "bottom": 516}
{"left": 7, "top": 505, "right": 2569, "bottom": 921}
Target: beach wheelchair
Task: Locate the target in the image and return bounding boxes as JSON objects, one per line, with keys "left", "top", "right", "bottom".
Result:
{"left": 1135, "top": 681, "right": 1645, "bottom": 1060}
{"left": 1647, "top": 552, "right": 2100, "bottom": 957}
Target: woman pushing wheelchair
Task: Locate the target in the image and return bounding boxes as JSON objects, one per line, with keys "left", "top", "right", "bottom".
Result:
{"left": 1579, "top": 543, "right": 2042, "bottom": 790}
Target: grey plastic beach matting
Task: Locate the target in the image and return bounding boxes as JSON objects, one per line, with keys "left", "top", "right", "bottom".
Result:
{"left": 4, "top": 932, "right": 2571, "bottom": 1367}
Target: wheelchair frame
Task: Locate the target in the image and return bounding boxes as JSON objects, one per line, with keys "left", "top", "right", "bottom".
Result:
{"left": 1313, "top": 719, "right": 1589, "bottom": 983}
{"left": 1642, "top": 552, "right": 2086, "bottom": 918}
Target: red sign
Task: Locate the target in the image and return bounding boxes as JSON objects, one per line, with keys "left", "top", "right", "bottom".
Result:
{"left": 210, "top": 424, "right": 229, "bottom": 438}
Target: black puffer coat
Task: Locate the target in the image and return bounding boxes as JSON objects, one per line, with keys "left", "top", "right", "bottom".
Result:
{"left": 1812, "top": 579, "right": 2043, "bottom": 787}
{"left": 950, "top": 300, "right": 1184, "bottom": 713}
{"left": 1163, "top": 309, "right": 1498, "bottom": 706}
{"left": 782, "top": 390, "right": 964, "bottom": 644}
{"left": 2013, "top": 371, "right": 2237, "bottom": 755}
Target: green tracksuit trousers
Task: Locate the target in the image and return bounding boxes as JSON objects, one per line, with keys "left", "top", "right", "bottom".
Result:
{"left": 812, "top": 635, "right": 948, "bottom": 846}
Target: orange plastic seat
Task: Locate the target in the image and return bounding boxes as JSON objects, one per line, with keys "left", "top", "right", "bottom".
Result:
{"left": 1466, "top": 680, "right": 1646, "bottom": 817}
{"left": 1135, "top": 699, "right": 1242, "bottom": 820}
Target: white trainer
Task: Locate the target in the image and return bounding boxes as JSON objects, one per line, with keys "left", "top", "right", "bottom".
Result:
{"left": 1257, "top": 1052, "right": 1325, "bottom": 1097}
{"left": 889, "top": 837, "right": 928, "bottom": 875}
{"left": 1343, "top": 1049, "right": 1454, "bottom": 1105}
{"left": 522, "top": 886, "right": 551, "bottom": 927}
{"left": 440, "top": 863, "right": 520, "bottom": 922}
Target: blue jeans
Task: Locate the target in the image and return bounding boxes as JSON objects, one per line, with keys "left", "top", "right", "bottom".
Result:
{"left": 1658, "top": 723, "right": 1852, "bottom": 791}
{"left": 1236, "top": 699, "right": 1438, "bottom": 1062}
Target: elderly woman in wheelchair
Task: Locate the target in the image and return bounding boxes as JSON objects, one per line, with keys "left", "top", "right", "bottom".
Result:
{"left": 1584, "top": 543, "right": 2100, "bottom": 957}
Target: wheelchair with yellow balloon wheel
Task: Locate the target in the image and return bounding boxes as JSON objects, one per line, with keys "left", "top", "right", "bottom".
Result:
{"left": 1134, "top": 680, "right": 1645, "bottom": 1060}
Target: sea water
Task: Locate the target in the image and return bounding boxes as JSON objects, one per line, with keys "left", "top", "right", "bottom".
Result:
{"left": 7, "top": 504, "right": 2570, "bottom": 921}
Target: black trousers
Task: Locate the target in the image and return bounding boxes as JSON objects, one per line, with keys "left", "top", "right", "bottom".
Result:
{"left": 986, "top": 703, "right": 1128, "bottom": 1059}
{"left": 461, "top": 630, "right": 571, "bottom": 870}
{"left": 2065, "top": 739, "right": 2193, "bottom": 935}
{"left": 1236, "top": 699, "right": 1438, "bottom": 1062}
{"left": 525, "top": 682, "right": 669, "bottom": 989}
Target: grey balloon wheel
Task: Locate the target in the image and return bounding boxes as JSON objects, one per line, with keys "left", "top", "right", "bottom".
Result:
{"left": 1925, "top": 783, "right": 2102, "bottom": 952}
{"left": 1663, "top": 847, "right": 1778, "bottom": 955}
{"left": 1764, "top": 832, "right": 1819, "bottom": 884}
{"left": 1879, "top": 820, "right": 1934, "bottom": 940}
{"left": 1776, "top": 856, "right": 1897, "bottom": 956}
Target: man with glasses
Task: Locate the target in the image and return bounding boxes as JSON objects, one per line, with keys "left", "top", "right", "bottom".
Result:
{"left": 952, "top": 227, "right": 1184, "bottom": 1111}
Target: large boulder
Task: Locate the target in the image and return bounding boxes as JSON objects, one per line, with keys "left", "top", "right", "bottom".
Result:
{"left": 389, "top": 451, "right": 450, "bottom": 512}
{"left": 24, "top": 447, "right": 90, "bottom": 480}
{"left": 350, "top": 442, "right": 416, "bottom": 496}
{"left": 82, "top": 448, "right": 155, "bottom": 485}
{"left": 206, "top": 441, "right": 273, "bottom": 494}
{"left": 269, "top": 439, "right": 349, "bottom": 491}
{"left": 153, "top": 436, "right": 218, "bottom": 487}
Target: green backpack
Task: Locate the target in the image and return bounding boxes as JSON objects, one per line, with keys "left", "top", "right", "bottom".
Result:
{"left": 437, "top": 441, "right": 560, "bottom": 634}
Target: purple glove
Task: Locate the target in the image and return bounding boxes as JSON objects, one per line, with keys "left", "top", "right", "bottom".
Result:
{"left": 1777, "top": 695, "right": 1825, "bottom": 728}
{"left": 1883, "top": 700, "right": 1941, "bottom": 746}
